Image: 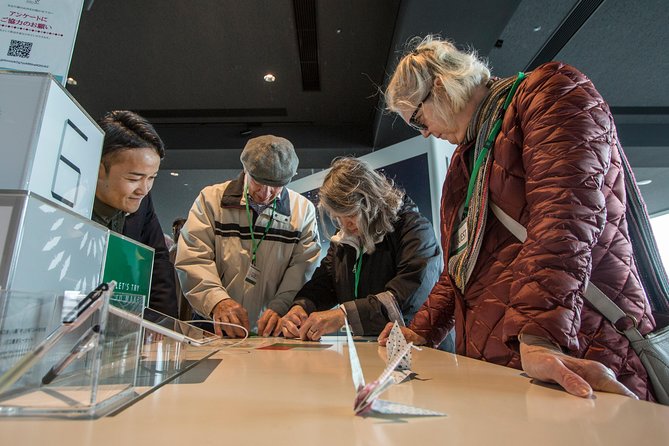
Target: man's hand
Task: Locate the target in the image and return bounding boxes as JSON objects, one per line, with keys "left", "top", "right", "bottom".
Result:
{"left": 520, "top": 341, "right": 638, "bottom": 400}
{"left": 211, "top": 299, "right": 249, "bottom": 338}
{"left": 281, "top": 305, "right": 308, "bottom": 338}
{"left": 377, "top": 322, "right": 426, "bottom": 346}
{"left": 257, "top": 309, "right": 282, "bottom": 337}
{"left": 299, "top": 308, "right": 346, "bottom": 341}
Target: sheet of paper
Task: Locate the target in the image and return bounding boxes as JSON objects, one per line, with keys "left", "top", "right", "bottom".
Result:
{"left": 387, "top": 321, "right": 412, "bottom": 370}
{"left": 345, "top": 319, "right": 365, "bottom": 390}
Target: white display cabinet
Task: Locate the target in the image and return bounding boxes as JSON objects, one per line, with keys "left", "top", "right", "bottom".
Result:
{"left": 0, "top": 71, "right": 103, "bottom": 218}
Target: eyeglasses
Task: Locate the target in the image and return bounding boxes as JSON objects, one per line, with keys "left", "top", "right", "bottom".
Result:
{"left": 408, "top": 91, "right": 431, "bottom": 132}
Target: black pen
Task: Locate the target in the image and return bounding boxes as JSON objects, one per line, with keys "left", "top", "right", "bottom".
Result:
{"left": 62, "top": 282, "right": 109, "bottom": 327}
{"left": 41, "top": 325, "right": 101, "bottom": 385}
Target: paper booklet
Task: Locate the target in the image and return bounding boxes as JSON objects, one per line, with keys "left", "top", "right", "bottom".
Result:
{"left": 344, "top": 320, "right": 445, "bottom": 417}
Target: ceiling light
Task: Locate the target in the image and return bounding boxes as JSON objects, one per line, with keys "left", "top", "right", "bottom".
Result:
{"left": 533, "top": 25, "right": 542, "bottom": 32}
{"left": 170, "top": 172, "right": 179, "bottom": 176}
{"left": 66, "top": 77, "right": 78, "bottom": 86}
{"left": 264, "top": 73, "right": 276, "bottom": 83}
{"left": 636, "top": 179, "right": 652, "bottom": 186}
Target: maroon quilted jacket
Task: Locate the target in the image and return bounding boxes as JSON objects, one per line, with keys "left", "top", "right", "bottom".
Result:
{"left": 409, "top": 62, "right": 656, "bottom": 400}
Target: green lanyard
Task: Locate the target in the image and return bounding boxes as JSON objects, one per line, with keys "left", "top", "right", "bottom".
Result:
{"left": 353, "top": 250, "right": 364, "bottom": 298}
{"left": 244, "top": 184, "right": 277, "bottom": 265}
{"left": 463, "top": 72, "right": 526, "bottom": 217}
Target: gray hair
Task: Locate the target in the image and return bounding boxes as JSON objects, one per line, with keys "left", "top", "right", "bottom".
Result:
{"left": 385, "top": 35, "right": 491, "bottom": 125}
{"left": 319, "top": 157, "right": 404, "bottom": 253}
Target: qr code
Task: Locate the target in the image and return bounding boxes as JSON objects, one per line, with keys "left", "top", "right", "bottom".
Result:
{"left": 7, "top": 39, "right": 32, "bottom": 58}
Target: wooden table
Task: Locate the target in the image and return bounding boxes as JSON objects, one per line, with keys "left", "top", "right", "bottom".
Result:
{"left": 1, "top": 336, "right": 668, "bottom": 445}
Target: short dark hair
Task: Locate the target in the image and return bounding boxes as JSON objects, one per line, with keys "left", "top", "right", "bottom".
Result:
{"left": 97, "top": 110, "right": 165, "bottom": 170}
{"left": 172, "top": 217, "right": 187, "bottom": 242}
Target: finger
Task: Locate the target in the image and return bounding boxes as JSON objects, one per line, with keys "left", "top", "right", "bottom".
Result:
{"left": 401, "top": 327, "right": 426, "bottom": 345}
{"left": 547, "top": 359, "right": 593, "bottom": 398}
{"left": 226, "top": 313, "right": 244, "bottom": 338}
{"left": 222, "top": 319, "right": 237, "bottom": 338}
{"left": 595, "top": 375, "right": 639, "bottom": 399}
{"left": 257, "top": 312, "right": 269, "bottom": 336}
{"left": 213, "top": 317, "right": 223, "bottom": 337}
{"left": 306, "top": 320, "right": 321, "bottom": 341}
{"left": 299, "top": 318, "right": 315, "bottom": 341}
{"left": 220, "top": 316, "right": 234, "bottom": 337}
{"left": 578, "top": 362, "right": 639, "bottom": 399}
{"left": 283, "top": 320, "right": 300, "bottom": 338}
{"left": 262, "top": 314, "right": 279, "bottom": 337}
{"left": 286, "top": 312, "right": 304, "bottom": 326}
{"left": 377, "top": 322, "right": 393, "bottom": 345}
{"left": 296, "top": 307, "right": 309, "bottom": 323}
{"left": 272, "top": 318, "right": 283, "bottom": 337}
{"left": 238, "top": 308, "right": 250, "bottom": 331}
{"left": 304, "top": 322, "right": 320, "bottom": 341}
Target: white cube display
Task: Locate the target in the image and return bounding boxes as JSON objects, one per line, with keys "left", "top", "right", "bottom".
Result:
{"left": 0, "top": 191, "right": 108, "bottom": 294}
{"left": 0, "top": 71, "right": 103, "bottom": 218}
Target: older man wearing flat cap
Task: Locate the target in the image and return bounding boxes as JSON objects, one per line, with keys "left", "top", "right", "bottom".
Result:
{"left": 175, "top": 135, "right": 321, "bottom": 337}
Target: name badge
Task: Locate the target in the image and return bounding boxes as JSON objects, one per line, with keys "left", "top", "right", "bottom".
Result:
{"left": 245, "top": 263, "right": 261, "bottom": 286}
{"left": 452, "top": 218, "right": 468, "bottom": 255}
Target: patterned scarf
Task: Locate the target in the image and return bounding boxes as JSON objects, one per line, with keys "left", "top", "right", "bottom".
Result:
{"left": 448, "top": 74, "right": 523, "bottom": 292}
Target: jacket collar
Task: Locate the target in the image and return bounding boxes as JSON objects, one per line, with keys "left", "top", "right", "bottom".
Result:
{"left": 331, "top": 231, "right": 363, "bottom": 256}
{"left": 221, "top": 172, "right": 292, "bottom": 217}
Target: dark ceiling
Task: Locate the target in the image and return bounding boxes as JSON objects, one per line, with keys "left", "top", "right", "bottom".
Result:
{"left": 67, "top": 0, "right": 669, "bottom": 214}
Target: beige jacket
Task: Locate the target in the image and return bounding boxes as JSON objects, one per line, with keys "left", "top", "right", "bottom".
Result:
{"left": 175, "top": 173, "right": 321, "bottom": 330}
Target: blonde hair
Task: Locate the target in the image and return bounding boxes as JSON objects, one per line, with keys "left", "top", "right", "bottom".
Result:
{"left": 385, "top": 35, "right": 490, "bottom": 125}
{"left": 319, "top": 157, "right": 404, "bottom": 253}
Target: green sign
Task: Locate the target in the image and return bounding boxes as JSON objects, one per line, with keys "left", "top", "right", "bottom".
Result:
{"left": 102, "top": 232, "right": 153, "bottom": 311}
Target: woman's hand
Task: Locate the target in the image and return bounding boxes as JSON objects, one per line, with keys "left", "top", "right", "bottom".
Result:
{"left": 519, "top": 341, "right": 638, "bottom": 399}
{"left": 377, "top": 322, "right": 427, "bottom": 346}
{"left": 299, "top": 308, "right": 346, "bottom": 341}
{"left": 281, "top": 305, "right": 308, "bottom": 338}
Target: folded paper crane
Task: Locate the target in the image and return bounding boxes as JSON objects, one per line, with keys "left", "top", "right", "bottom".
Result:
{"left": 386, "top": 322, "right": 418, "bottom": 385}
{"left": 345, "top": 319, "right": 445, "bottom": 417}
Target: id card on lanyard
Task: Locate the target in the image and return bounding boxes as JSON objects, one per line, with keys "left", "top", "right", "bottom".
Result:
{"left": 244, "top": 184, "right": 277, "bottom": 286}
{"left": 452, "top": 218, "right": 468, "bottom": 255}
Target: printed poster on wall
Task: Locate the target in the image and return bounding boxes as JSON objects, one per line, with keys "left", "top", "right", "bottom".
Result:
{"left": 0, "top": 0, "right": 84, "bottom": 85}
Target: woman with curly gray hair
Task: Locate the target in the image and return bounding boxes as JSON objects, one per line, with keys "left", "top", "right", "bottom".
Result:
{"left": 281, "top": 157, "right": 441, "bottom": 340}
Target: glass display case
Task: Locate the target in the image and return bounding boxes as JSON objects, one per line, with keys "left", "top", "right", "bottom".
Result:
{"left": 0, "top": 286, "right": 220, "bottom": 418}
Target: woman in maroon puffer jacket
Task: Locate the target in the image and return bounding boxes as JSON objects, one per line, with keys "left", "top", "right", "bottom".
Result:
{"left": 380, "top": 35, "right": 656, "bottom": 401}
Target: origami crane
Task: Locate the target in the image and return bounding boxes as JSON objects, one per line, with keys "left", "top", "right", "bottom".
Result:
{"left": 345, "top": 320, "right": 445, "bottom": 417}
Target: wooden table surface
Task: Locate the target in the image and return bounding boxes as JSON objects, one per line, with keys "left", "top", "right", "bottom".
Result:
{"left": 1, "top": 336, "right": 668, "bottom": 445}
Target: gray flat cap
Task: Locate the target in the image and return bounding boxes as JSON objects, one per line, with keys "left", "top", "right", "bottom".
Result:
{"left": 240, "top": 135, "right": 298, "bottom": 186}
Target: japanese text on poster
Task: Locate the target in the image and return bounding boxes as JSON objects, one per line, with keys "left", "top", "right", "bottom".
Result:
{"left": 0, "top": 0, "right": 84, "bottom": 84}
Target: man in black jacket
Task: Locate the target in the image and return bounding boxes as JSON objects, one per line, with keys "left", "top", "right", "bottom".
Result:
{"left": 92, "top": 110, "right": 177, "bottom": 317}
